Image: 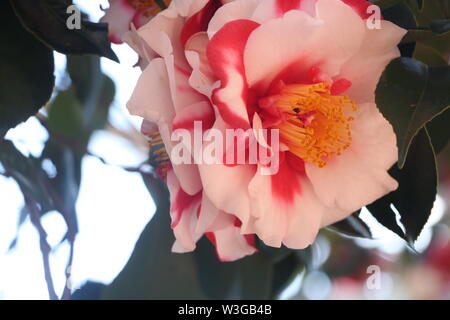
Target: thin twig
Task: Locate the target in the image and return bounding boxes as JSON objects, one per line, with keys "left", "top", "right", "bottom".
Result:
{"left": 24, "top": 194, "right": 58, "bottom": 300}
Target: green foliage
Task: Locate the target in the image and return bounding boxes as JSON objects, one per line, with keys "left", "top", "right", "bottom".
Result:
{"left": 10, "top": 0, "right": 118, "bottom": 62}
{"left": 376, "top": 57, "right": 450, "bottom": 168}
{"left": 367, "top": 129, "right": 437, "bottom": 245}
{"left": 0, "top": 0, "right": 54, "bottom": 137}
{"left": 328, "top": 211, "right": 372, "bottom": 239}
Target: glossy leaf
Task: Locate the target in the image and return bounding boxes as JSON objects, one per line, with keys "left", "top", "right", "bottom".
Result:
{"left": 194, "top": 236, "right": 276, "bottom": 299}
{"left": 0, "top": 0, "right": 54, "bottom": 137}
{"left": 367, "top": 128, "right": 437, "bottom": 244}
{"left": 67, "top": 55, "right": 116, "bottom": 133}
{"left": 10, "top": 0, "right": 118, "bottom": 62}
{"left": 376, "top": 57, "right": 450, "bottom": 167}
{"left": 47, "top": 90, "right": 85, "bottom": 140}
{"left": 328, "top": 211, "right": 373, "bottom": 239}
{"left": 372, "top": 0, "right": 403, "bottom": 10}
{"left": 427, "top": 108, "right": 450, "bottom": 154}
{"left": 270, "top": 253, "right": 302, "bottom": 299}
{"left": 413, "top": 42, "right": 449, "bottom": 67}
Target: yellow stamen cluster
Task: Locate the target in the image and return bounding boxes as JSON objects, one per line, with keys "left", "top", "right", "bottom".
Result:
{"left": 274, "top": 82, "right": 357, "bottom": 168}
{"left": 148, "top": 131, "right": 170, "bottom": 179}
{"left": 127, "top": 0, "right": 170, "bottom": 17}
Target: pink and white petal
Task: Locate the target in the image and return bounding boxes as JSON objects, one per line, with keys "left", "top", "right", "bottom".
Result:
{"left": 320, "top": 205, "right": 350, "bottom": 227}
{"left": 167, "top": 169, "right": 203, "bottom": 253}
{"left": 172, "top": 100, "right": 216, "bottom": 131}
{"left": 159, "top": 123, "right": 203, "bottom": 195}
{"left": 195, "top": 193, "right": 221, "bottom": 235}
{"left": 250, "top": 0, "right": 316, "bottom": 23}
{"left": 171, "top": 0, "right": 211, "bottom": 18}
{"left": 207, "top": 0, "right": 261, "bottom": 39}
{"left": 207, "top": 19, "right": 261, "bottom": 129}
{"left": 198, "top": 161, "right": 256, "bottom": 233}
{"left": 141, "top": 119, "right": 159, "bottom": 136}
{"left": 244, "top": 10, "right": 320, "bottom": 89}
{"left": 351, "top": 103, "right": 399, "bottom": 170}
{"left": 180, "top": 0, "right": 222, "bottom": 46}
{"left": 305, "top": 102, "right": 398, "bottom": 214}
{"left": 132, "top": 9, "right": 154, "bottom": 29}
{"left": 207, "top": 212, "right": 257, "bottom": 262}
{"left": 138, "top": 8, "right": 206, "bottom": 113}
{"left": 137, "top": 7, "right": 183, "bottom": 59}
{"left": 245, "top": 0, "right": 366, "bottom": 89}
{"left": 127, "top": 58, "right": 175, "bottom": 124}
{"left": 101, "top": 0, "right": 136, "bottom": 44}
{"left": 339, "top": 20, "right": 406, "bottom": 104}
{"left": 185, "top": 32, "right": 216, "bottom": 97}
{"left": 123, "top": 24, "right": 159, "bottom": 69}
{"left": 248, "top": 160, "right": 324, "bottom": 249}
{"left": 127, "top": 59, "right": 203, "bottom": 195}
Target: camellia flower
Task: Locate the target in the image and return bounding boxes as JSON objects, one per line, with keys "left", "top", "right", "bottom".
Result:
{"left": 101, "top": 0, "right": 170, "bottom": 43}
{"left": 127, "top": 0, "right": 407, "bottom": 260}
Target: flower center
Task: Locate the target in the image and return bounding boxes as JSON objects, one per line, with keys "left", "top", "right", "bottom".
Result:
{"left": 271, "top": 82, "right": 357, "bottom": 168}
{"left": 127, "top": 0, "right": 169, "bottom": 16}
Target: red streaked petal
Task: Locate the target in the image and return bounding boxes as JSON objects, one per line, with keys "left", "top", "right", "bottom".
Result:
{"left": 341, "top": 0, "right": 376, "bottom": 19}
{"left": 167, "top": 169, "right": 203, "bottom": 252}
{"left": 207, "top": 19, "right": 260, "bottom": 129}
{"left": 171, "top": 184, "right": 202, "bottom": 229}
{"left": 330, "top": 78, "right": 352, "bottom": 95}
{"left": 270, "top": 153, "right": 302, "bottom": 205}
{"left": 180, "top": 0, "right": 222, "bottom": 47}
{"left": 172, "top": 101, "right": 215, "bottom": 131}
{"left": 205, "top": 213, "right": 257, "bottom": 262}
{"left": 276, "top": 0, "right": 302, "bottom": 16}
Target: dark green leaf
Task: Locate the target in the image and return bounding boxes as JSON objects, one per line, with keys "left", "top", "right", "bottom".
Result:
{"left": 256, "top": 240, "right": 293, "bottom": 263}
{"left": 375, "top": 57, "right": 450, "bottom": 167}
{"left": 67, "top": 55, "right": 115, "bottom": 133}
{"left": 413, "top": 42, "right": 449, "bottom": 67}
{"left": 47, "top": 90, "right": 85, "bottom": 140}
{"left": 427, "top": 108, "right": 450, "bottom": 154}
{"left": 194, "top": 237, "right": 242, "bottom": 299}
{"left": 71, "top": 281, "right": 106, "bottom": 300}
{"left": 10, "top": 0, "right": 118, "bottom": 62}
{"left": 383, "top": 3, "right": 418, "bottom": 30}
{"left": 328, "top": 211, "right": 372, "bottom": 239}
{"left": 0, "top": 140, "right": 54, "bottom": 212}
{"left": 0, "top": 0, "right": 54, "bottom": 137}
{"left": 40, "top": 137, "right": 81, "bottom": 235}
{"left": 367, "top": 128, "right": 437, "bottom": 244}
{"left": 372, "top": 0, "right": 403, "bottom": 10}
{"left": 194, "top": 235, "right": 275, "bottom": 299}
{"left": 430, "top": 19, "right": 450, "bottom": 33}
{"left": 270, "top": 253, "right": 302, "bottom": 299}
{"left": 239, "top": 253, "right": 273, "bottom": 300}
{"left": 407, "top": 0, "right": 449, "bottom": 26}
{"left": 404, "top": 0, "right": 450, "bottom": 57}
{"left": 67, "top": 55, "right": 103, "bottom": 107}
{"left": 383, "top": 3, "right": 418, "bottom": 57}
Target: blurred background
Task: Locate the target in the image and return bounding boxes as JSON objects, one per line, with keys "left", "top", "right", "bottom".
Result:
{"left": 0, "top": 0, "right": 449, "bottom": 300}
